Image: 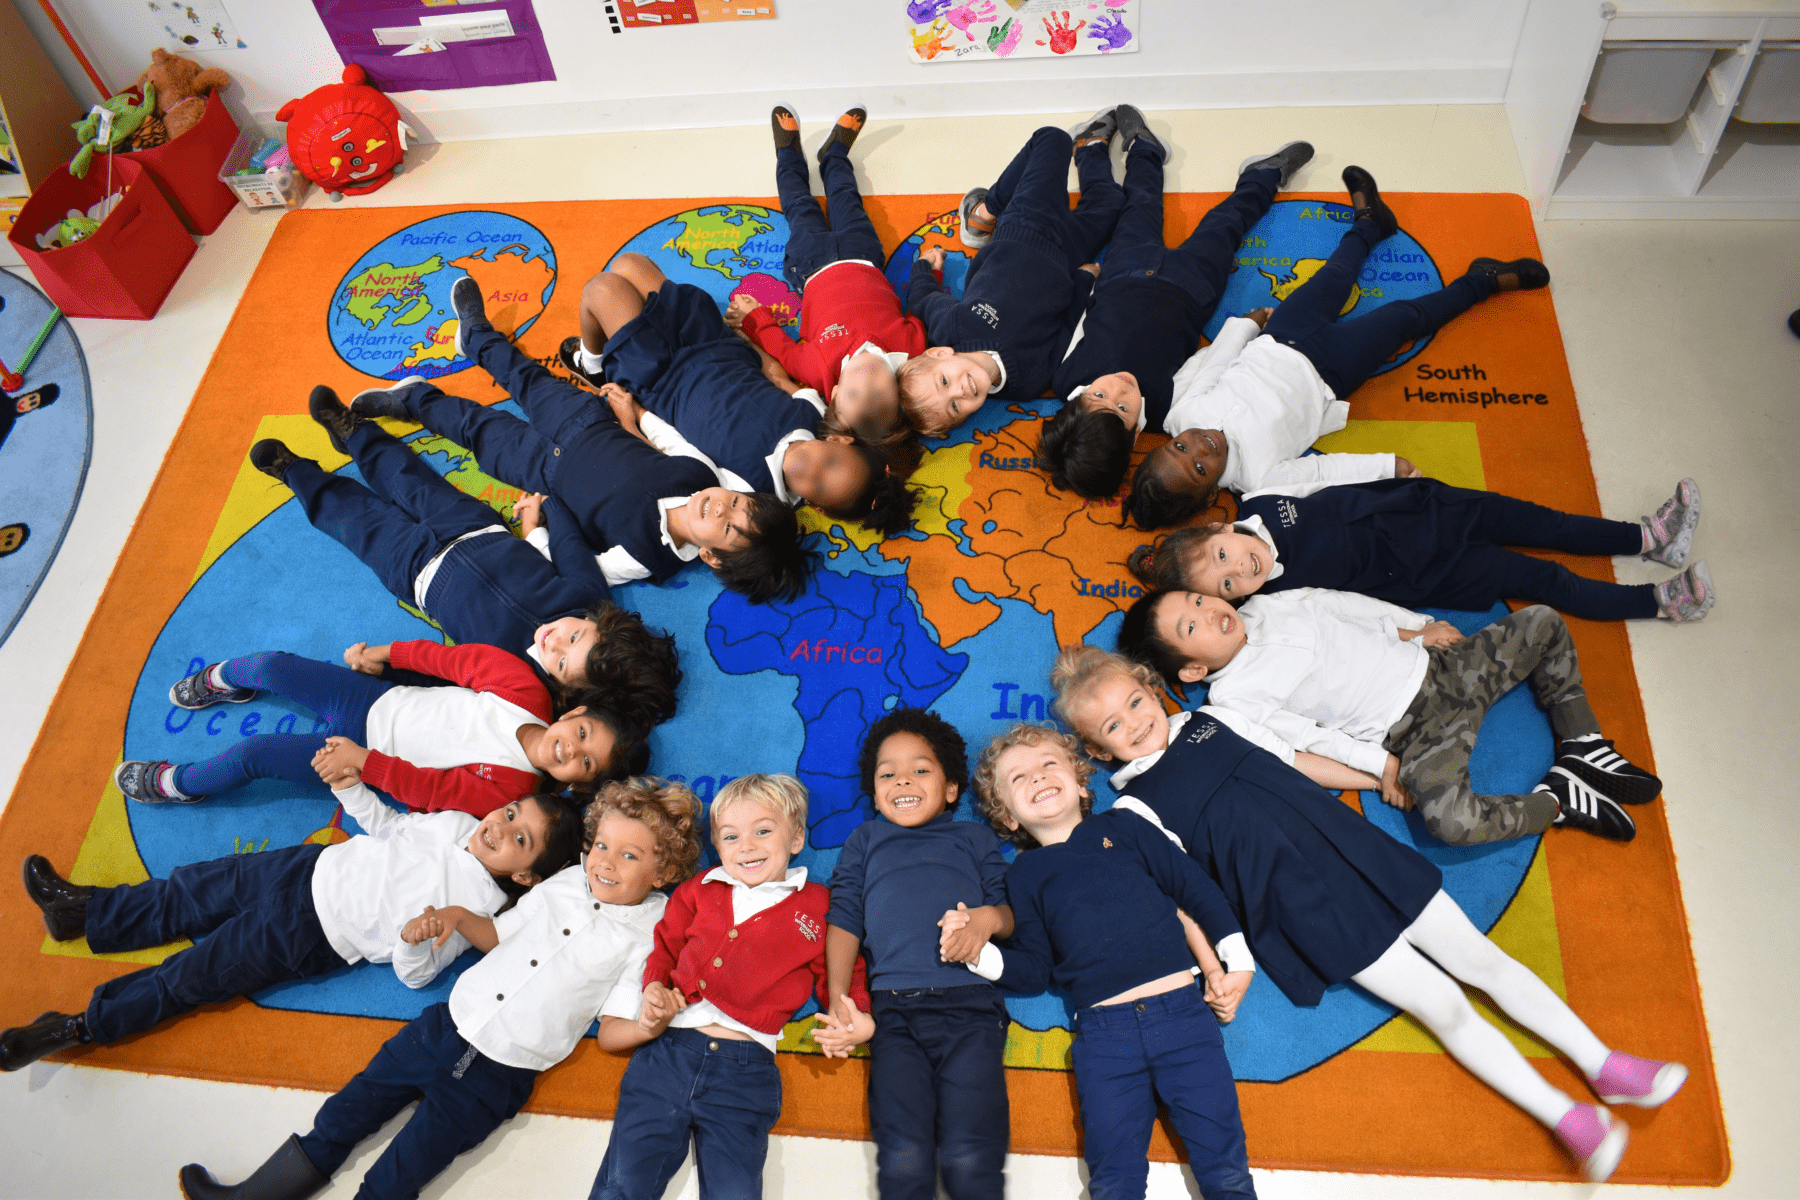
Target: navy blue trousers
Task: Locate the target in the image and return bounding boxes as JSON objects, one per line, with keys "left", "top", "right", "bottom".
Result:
{"left": 778, "top": 141, "right": 885, "bottom": 288}
{"left": 867, "top": 985, "right": 1010, "bottom": 1200}
{"left": 1264, "top": 217, "right": 1495, "bottom": 400}
{"left": 1101, "top": 144, "right": 1279, "bottom": 311}
{"left": 982, "top": 126, "right": 1124, "bottom": 270}
{"left": 299, "top": 1002, "right": 538, "bottom": 1200}
{"left": 173, "top": 653, "right": 394, "bottom": 797}
{"left": 1450, "top": 492, "right": 1655, "bottom": 620}
{"left": 82, "top": 842, "right": 343, "bottom": 1043}
{"left": 1071, "top": 985, "right": 1256, "bottom": 1200}
{"left": 590, "top": 1027, "right": 782, "bottom": 1200}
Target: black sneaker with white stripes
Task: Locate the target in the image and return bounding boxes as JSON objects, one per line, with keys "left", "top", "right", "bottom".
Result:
{"left": 1538, "top": 767, "right": 1636, "bottom": 841}
{"left": 1556, "top": 736, "right": 1662, "bottom": 806}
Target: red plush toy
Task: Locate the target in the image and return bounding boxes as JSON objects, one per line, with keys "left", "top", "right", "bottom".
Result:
{"left": 276, "top": 64, "right": 414, "bottom": 198}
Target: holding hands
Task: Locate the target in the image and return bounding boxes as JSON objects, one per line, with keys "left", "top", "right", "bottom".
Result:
{"left": 920, "top": 245, "right": 947, "bottom": 271}
{"left": 638, "top": 981, "right": 687, "bottom": 1036}
{"left": 402, "top": 904, "right": 474, "bottom": 948}
{"left": 937, "top": 901, "right": 1003, "bottom": 964}
{"left": 813, "top": 994, "right": 876, "bottom": 1058}
{"left": 1377, "top": 753, "right": 1415, "bottom": 811}
{"left": 725, "top": 293, "right": 763, "bottom": 330}
{"left": 313, "top": 736, "right": 370, "bottom": 788}
{"left": 1203, "top": 969, "right": 1254, "bottom": 1023}
{"left": 1399, "top": 619, "right": 1463, "bottom": 648}
{"left": 513, "top": 492, "right": 547, "bottom": 536}
{"left": 343, "top": 641, "right": 391, "bottom": 676}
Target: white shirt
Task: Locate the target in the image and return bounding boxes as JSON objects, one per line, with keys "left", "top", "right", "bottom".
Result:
{"left": 1232, "top": 513, "right": 1285, "bottom": 584}
{"left": 1163, "top": 316, "right": 1394, "bottom": 494}
{"left": 983, "top": 350, "right": 1008, "bottom": 395}
{"left": 668, "top": 866, "right": 809, "bottom": 1053}
{"left": 805, "top": 258, "right": 876, "bottom": 286}
{"left": 1204, "top": 588, "right": 1433, "bottom": 778}
{"left": 312, "top": 782, "right": 509, "bottom": 987}
{"left": 449, "top": 864, "right": 668, "bottom": 1072}
{"left": 364, "top": 686, "right": 538, "bottom": 775}
{"left": 412, "top": 525, "right": 507, "bottom": 610}
{"left": 763, "top": 427, "right": 819, "bottom": 507}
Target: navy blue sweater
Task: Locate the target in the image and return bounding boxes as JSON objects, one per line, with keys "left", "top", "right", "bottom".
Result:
{"left": 906, "top": 228, "right": 1096, "bottom": 401}
{"left": 992, "top": 809, "right": 1241, "bottom": 1010}
{"left": 1050, "top": 277, "right": 1209, "bottom": 431}
{"left": 555, "top": 411, "right": 718, "bottom": 584}
{"left": 638, "top": 338, "right": 823, "bottom": 495}
{"left": 827, "top": 811, "right": 1010, "bottom": 992}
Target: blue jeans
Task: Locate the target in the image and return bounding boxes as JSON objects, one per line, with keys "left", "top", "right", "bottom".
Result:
{"left": 590, "top": 1028, "right": 782, "bottom": 1200}
{"left": 300, "top": 1002, "right": 538, "bottom": 1200}
{"left": 1071, "top": 984, "right": 1256, "bottom": 1200}
{"left": 1263, "top": 217, "right": 1494, "bottom": 400}
{"left": 778, "top": 141, "right": 885, "bottom": 288}
{"left": 981, "top": 126, "right": 1124, "bottom": 270}
{"left": 867, "top": 985, "right": 1010, "bottom": 1200}
{"left": 82, "top": 842, "right": 342, "bottom": 1043}
{"left": 173, "top": 653, "right": 394, "bottom": 796}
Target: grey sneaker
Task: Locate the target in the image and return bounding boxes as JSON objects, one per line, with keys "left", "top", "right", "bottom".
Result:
{"left": 450, "top": 275, "right": 493, "bottom": 358}
{"left": 351, "top": 376, "right": 435, "bottom": 420}
{"left": 1068, "top": 106, "right": 1117, "bottom": 151}
{"left": 1238, "top": 141, "right": 1314, "bottom": 188}
{"left": 1642, "top": 478, "right": 1701, "bottom": 568}
{"left": 1654, "top": 559, "right": 1714, "bottom": 623}
{"left": 169, "top": 664, "right": 256, "bottom": 709}
{"left": 958, "top": 187, "right": 993, "bottom": 250}
{"left": 1113, "top": 105, "right": 1166, "bottom": 158}
{"left": 114, "top": 760, "right": 202, "bottom": 805}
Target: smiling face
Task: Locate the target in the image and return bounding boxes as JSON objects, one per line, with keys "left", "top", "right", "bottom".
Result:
{"left": 1076, "top": 372, "right": 1143, "bottom": 431}
{"left": 466, "top": 797, "right": 557, "bottom": 884}
{"left": 529, "top": 707, "right": 617, "bottom": 784}
{"left": 783, "top": 435, "right": 872, "bottom": 511}
{"left": 902, "top": 348, "right": 993, "bottom": 431}
{"left": 1147, "top": 427, "right": 1230, "bottom": 501}
{"left": 832, "top": 351, "right": 902, "bottom": 440}
{"left": 712, "top": 797, "right": 805, "bottom": 888}
{"left": 681, "top": 488, "right": 758, "bottom": 564}
{"left": 1154, "top": 591, "right": 1250, "bottom": 683}
{"left": 872, "top": 730, "right": 957, "bottom": 827}
{"left": 532, "top": 615, "right": 600, "bottom": 687}
{"left": 1067, "top": 670, "right": 1172, "bottom": 763}
{"left": 585, "top": 810, "right": 663, "bottom": 905}
{"left": 1184, "top": 528, "right": 1274, "bottom": 600}
{"left": 990, "top": 740, "right": 1088, "bottom": 845}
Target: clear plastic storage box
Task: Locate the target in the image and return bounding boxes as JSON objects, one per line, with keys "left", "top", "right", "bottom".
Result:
{"left": 216, "top": 124, "right": 309, "bottom": 211}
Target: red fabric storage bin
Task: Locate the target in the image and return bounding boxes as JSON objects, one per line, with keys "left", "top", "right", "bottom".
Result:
{"left": 119, "top": 91, "right": 241, "bottom": 235}
{"left": 6, "top": 158, "right": 197, "bottom": 320}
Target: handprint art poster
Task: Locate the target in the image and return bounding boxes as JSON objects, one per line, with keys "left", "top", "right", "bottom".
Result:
{"left": 906, "top": 0, "right": 1137, "bottom": 63}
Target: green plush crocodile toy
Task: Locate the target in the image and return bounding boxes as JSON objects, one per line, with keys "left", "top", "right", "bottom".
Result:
{"left": 69, "top": 84, "right": 157, "bottom": 178}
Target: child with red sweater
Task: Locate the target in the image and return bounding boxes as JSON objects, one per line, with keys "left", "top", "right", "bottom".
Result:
{"left": 590, "top": 773, "right": 868, "bottom": 1200}
{"left": 727, "top": 106, "right": 926, "bottom": 447}
{"left": 114, "top": 640, "right": 642, "bottom": 816}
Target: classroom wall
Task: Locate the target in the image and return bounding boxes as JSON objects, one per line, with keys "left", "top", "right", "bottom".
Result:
{"left": 31, "top": 0, "right": 1529, "bottom": 143}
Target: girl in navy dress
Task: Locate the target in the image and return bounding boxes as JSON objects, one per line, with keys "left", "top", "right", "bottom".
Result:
{"left": 1047, "top": 645, "right": 1690, "bottom": 1184}
{"left": 1127, "top": 477, "right": 1712, "bottom": 624}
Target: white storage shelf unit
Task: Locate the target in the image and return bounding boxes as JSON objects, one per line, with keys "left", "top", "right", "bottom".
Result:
{"left": 1507, "top": 1, "right": 1800, "bottom": 218}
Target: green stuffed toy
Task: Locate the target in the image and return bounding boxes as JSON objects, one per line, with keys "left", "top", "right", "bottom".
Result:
{"left": 69, "top": 84, "right": 157, "bottom": 178}
{"left": 54, "top": 215, "right": 101, "bottom": 246}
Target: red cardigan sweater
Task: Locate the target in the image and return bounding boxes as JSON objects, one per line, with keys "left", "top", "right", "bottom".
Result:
{"left": 742, "top": 261, "right": 928, "bottom": 396}
{"left": 644, "top": 872, "right": 870, "bottom": 1035}
{"left": 359, "top": 640, "right": 550, "bottom": 819}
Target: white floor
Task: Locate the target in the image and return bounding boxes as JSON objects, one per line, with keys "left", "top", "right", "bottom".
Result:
{"left": 2, "top": 104, "right": 1796, "bottom": 1199}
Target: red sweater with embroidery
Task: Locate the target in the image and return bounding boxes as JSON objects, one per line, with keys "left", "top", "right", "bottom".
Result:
{"left": 358, "top": 640, "right": 550, "bottom": 819}
{"left": 644, "top": 873, "right": 871, "bottom": 1036}
{"left": 741, "top": 261, "right": 928, "bottom": 396}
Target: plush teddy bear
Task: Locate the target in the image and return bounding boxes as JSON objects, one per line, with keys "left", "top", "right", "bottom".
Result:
{"left": 134, "top": 48, "right": 230, "bottom": 142}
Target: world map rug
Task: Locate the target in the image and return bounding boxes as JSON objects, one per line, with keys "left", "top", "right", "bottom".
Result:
{"left": 0, "top": 191, "right": 1726, "bottom": 1185}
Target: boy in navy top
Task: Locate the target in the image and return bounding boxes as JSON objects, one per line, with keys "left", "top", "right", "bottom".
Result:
{"left": 898, "top": 112, "right": 1127, "bottom": 433}
{"left": 971, "top": 723, "right": 1258, "bottom": 1200}
{"left": 815, "top": 708, "right": 1013, "bottom": 1200}
{"left": 352, "top": 278, "right": 812, "bottom": 605}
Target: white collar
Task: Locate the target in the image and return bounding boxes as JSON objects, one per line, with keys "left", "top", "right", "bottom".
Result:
{"left": 1062, "top": 385, "right": 1147, "bottom": 434}
{"left": 1233, "top": 514, "right": 1283, "bottom": 582}
{"left": 842, "top": 341, "right": 909, "bottom": 377}
{"left": 656, "top": 495, "right": 704, "bottom": 561}
{"left": 581, "top": 873, "right": 667, "bottom": 924}
{"left": 702, "top": 865, "right": 808, "bottom": 894}
{"left": 765, "top": 427, "right": 817, "bottom": 507}
{"left": 1108, "top": 710, "right": 1194, "bottom": 789}
{"left": 982, "top": 350, "right": 1007, "bottom": 393}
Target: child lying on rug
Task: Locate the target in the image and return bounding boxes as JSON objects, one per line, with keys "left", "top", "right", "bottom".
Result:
{"left": 1122, "top": 166, "right": 1545, "bottom": 530}
{"left": 111, "top": 639, "right": 642, "bottom": 812}
{"left": 559, "top": 249, "right": 916, "bottom": 537}
{"left": 1038, "top": 115, "right": 1313, "bottom": 499}
{"left": 717, "top": 105, "right": 924, "bottom": 455}
{"left": 1128, "top": 477, "right": 1714, "bottom": 624}
{"left": 254, "top": 386, "right": 685, "bottom": 714}
{"left": 970, "top": 722, "right": 1259, "bottom": 1200}
{"left": 592, "top": 773, "right": 869, "bottom": 1200}
{"left": 1117, "top": 590, "right": 1658, "bottom": 846}
{"left": 898, "top": 111, "right": 1126, "bottom": 433}
{"left": 812, "top": 708, "right": 1014, "bottom": 1200}
{"left": 351, "top": 279, "right": 814, "bottom": 605}
{"left": 1051, "top": 645, "right": 1689, "bottom": 1184}
{"left": 176, "top": 778, "right": 702, "bottom": 1200}
{"left": 1, "top": 787, "right": 583, "bottom": 1074}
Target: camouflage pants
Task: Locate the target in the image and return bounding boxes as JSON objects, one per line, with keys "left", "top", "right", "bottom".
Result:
{"left": 1383, "top": 606, "right": 1600, "bottom": 847}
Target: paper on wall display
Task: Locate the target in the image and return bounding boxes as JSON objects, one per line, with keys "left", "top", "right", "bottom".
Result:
{"left": 906, "top": 0, "right": 1137, "bottom": 62}
{"left": 137, "top": 0, "right": 249, "bottom": 51}
{"left": 599, "top": 0, "right": 776, "bottom": 33}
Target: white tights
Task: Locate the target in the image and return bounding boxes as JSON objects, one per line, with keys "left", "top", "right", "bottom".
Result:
{"left": 1350, "top": 889, "right": 1612, "bottom": 1129}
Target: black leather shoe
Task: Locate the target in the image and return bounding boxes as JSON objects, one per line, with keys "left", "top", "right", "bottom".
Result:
{"left": 249, "top": 439, "right": 302, "bottom": 483}
{"left": 179, "top": 1134, "right": 329, "bottom": 1200}
{"left": 0, "top": 1011, "right": 87, "bottom": 1071}
{"left": 306, "top": 384, "right": 365, "bottom": 454}
{"left": 1469, "top": 256, "right": 1551, "bottom": 292}
{"left": 22, "top": 856, "right": 92, "bottom": 942}
{"left": 558, "top": 335, "right": 604, "bottom": 388}
{"left": 1341, "top": 165, "right": 1398, "bottom": 239}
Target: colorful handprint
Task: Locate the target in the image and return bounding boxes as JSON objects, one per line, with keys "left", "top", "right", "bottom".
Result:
{"left": 1035, "top": 10, "right": 1086, "bottom": 55}
{"left": 911, "top": 18, "right": 954, "bottom": 59}
{"left": 944, "top": 0, "right": 996, "bottom": 39}
{"left": 986, "top": 16, "right": 1022, "bottom": 56}
{"left": 906, "top": 0, "right": 952, "bottom": 23}
{"left": 1086, "top": 11, "right": 1132, "bottom": 52}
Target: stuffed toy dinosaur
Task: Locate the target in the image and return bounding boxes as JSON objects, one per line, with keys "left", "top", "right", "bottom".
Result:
{"left": 69, "top": 85, "right": 156, "bottom": 178}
